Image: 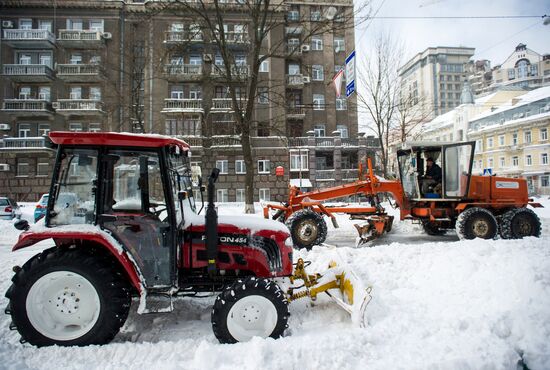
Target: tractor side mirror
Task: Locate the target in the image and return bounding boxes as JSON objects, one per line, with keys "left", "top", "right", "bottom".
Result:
{"left": 14, "top": 219, "right": 29, "bottom": 231}
{"left": 209, "top": 168, "right": 220, "bottom": 185}
{"left": 200, "top": 185, "right": 206, "bottom": 192}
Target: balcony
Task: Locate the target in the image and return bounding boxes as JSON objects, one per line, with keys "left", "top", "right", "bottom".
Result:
{"left": 341, "top": 138, "right": 359, "bottom": 148}
{"left": 315, "top": 137, "right": 335, "bottom": 147}
{"left": 164, "top": 31, "right": 203, "bottom": 44}
{"left": 57, "top": 64, "right": 104, "bottom": 82}
{"left": 213, "top": 31, "right": 249, "bottom": 45}
{"left": 211, "top": 98, "right": 247, "bottom": 112}
{"left": 211, "top": 65, "right": 250, "bottom": 79}
{"left": 286, "top": 45, "right": 302, "bottom": 56}
{"left": 177, "top": 136, "right": 203, "bottom": 147}
{"left": 163, "top": 64, "right": 202, "bottom": 81}
{"left": 1, "top": 99, "right": 54, "bottom": 116}
{"left": 211, "top": 136, "right": 241, "bottom": 146}
{"left": 0, "top": 137, "right": 49, "bottom": 151}
{"left": 2, "top": 29, "right": 55, "bottom": 48}
{"left": 316, "top": 169, "right": 336, "bottom": 180}
{"left": 342, "top": 169, "right": 358, "bottom": 181}
{"left": 57, "top": 30, "right": 105, "bottom": 48}
{"left": 2, "top": 64, "right": 55, "bottom": 82}
{"left": 285, "top": 26, "right": 303, "bottom": 35}
{"left": 53, "top": 100, "right": 105, "bottom": 116}
{"left": 288, "top": 137, "right": 308, "bottom": 147}
{"left": 287, "top": 106, "right": 306, "bottom": 120}
{"left": 286, "top": 74, "right": 305, "bottom": 87}
{"left": 161, "top": 99, "right": 203, "bottom": 114}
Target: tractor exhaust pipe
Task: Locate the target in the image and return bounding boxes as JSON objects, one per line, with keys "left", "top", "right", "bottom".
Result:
{"left": 205, "top": 168, "right": 220, "bottom": 277}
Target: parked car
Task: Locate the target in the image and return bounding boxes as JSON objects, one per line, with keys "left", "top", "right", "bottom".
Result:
{"left": 34, "top": 194, "right": 49, "bottom": 223}
{"left": 0, "top": 197, "right": 22, "bottom": 220}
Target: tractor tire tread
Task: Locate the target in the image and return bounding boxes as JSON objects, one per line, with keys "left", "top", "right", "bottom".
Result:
{"left": 456, "top": 207, "right": 498, "bottom": 240}
{"left": 499, "top": 207, "right": 541, "bottom": 239}
{"left": 285, "top": 209, "right": 328, "bottom": 250}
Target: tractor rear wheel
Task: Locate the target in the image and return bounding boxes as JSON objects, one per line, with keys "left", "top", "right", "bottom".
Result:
{"left": 211, "top": 277, "right": 289, "bottom": 343}
{"left": 5, "top": 247, "right": 131, "bottom": 347}
{"left": 499, "top": 208, "right": 541, "bottom": 239}
{"left": 285, "top": 209, "right": 328, "bottom": 250}
{"left": 456, "top": 207, "right": 498, "bottom": 240}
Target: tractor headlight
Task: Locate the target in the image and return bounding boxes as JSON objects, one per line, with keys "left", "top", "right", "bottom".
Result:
{"left": 285, "top": 236, "right": 294, "bottom": 248}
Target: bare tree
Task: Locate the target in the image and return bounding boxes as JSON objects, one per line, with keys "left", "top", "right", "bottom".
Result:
{"left": 393, "top": 92, "right": 432, "bottom": 144}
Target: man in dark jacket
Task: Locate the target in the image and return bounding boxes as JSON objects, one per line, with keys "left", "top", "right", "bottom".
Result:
{"left": 422, "top": 157, "right": 442, "bottom": 194}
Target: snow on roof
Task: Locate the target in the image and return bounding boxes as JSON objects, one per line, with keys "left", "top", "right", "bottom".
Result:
{"left": 423, "top": 110, "right": 456, "bottom": 132}
{"left": 469, "top": 110, "right": 550, "bottom": 134}
{"left": 290, "top": 179, "right": 313, "bottom": 187}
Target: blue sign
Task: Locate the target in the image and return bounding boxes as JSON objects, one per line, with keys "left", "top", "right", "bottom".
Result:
{"left": 483, "top": 168, "right": 493, "bottom": 176}
{"left": 345, "top": 51, "right": 356, "bottom": 97}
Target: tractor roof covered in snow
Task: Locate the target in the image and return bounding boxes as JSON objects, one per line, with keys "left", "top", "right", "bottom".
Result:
{"left": 49, "top": 131, "right": 190, "bottom": 151}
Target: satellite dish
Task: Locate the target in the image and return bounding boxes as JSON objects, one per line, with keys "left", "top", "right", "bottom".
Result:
{"left": 324, "top": 6, "right": 337, "bottom": 20}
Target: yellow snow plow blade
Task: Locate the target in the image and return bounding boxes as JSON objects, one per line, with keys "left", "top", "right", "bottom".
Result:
{"left": 287, "top": 258, "right": 372, "bottom": 327}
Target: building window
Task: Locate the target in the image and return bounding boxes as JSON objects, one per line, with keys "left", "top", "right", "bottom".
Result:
{"left": 312, "top": 94, "right": 325, "bottom": 110}
{"left": 312, "top": 65, "right": 324, "bottom": 81}
{"left": 17, "top": 161, "right": 29, "bottom": 177}
{"left": 487, "top": 137, "right": 493, "bottom": 149}
{"left": 499, "top": 157, "right": 505, "bottom": 168}
{"left": 90, "top": 87, "right": 101, "bottom": 101}
{"left": 336, "top": 124, "right": 349, "bottom": 138}
{"left": 311, "top": 37, "right": 323, "bottom": 51}
{"left": 336, "top": 98, "right": 347, "bottom": 110}
{"left": 287, "top": 10, "right": 299, "bottom": 21}
{"left": 235, "top": 159, "right": 246, "bottom": 174}
{"left": 67, "top": 19, "right": 83, "bottom": 31}
{"left": 512, "top": 132, "right": 518, "bottom": 145}
{"left": 189, "top": 55, "right": 202, "bottom": 65}
{"left": 541, "top": 128, "right": 548, "bottom": 141}
{"left": 313, "top": 124, "right": 325, "bottom": 137}
{"left": 258, "top": 159, "right": 270, "bottom": 174}
{"left": 216, "top": 189, "right": 228, "bottom": 203}
{"left": 69, "top": 122, "right": 83, "bottom": 132}
{"left": 259, "top": 188, "right": 270, "bottom": 201}
{"left": 235, "top": 189, "right": 245, "bottom": 202}
{"left": 475, "top": 139, "right": 482, "bottom": 152}
{"left": 258, "top": 87, "right": 269, "bottom": 104}
{"left": 488, "top": 158, "right": 493, "bottom": 168}
{"left": 290, "top": 151, "right": 308, "bottom": 171}
{"left": 216, "top": 160, "right": 228, "bottom": 174}
{"left": 19, "top": 19, "right": 32, "bottom": 30}
{"left": 541, "top": 175, "right": 549, "bottom": 187}
{"left": 310, "top": 9, "right": 321, "bottom": 21}
{"left": 38, "top": 123, "right": 50, "bottom": 136}
{"left": 70, "top": 86, "right": 82, "bottom": 100}
{"left": 498, "top": 135, "right": 505, "bottom": 146}
{"left": 478, "top": 160, "right": 482, "bottom": 169}
{"left": 525, "top": 155, "right": 532, "bottom": 166}
{"left": 70, "top": 54, "right": 82, "bottom": 64}
{"left": 170, "top": 86, "right": 184, "bottom": 99}
{"left": 38, "top": 86, "right": 50, "bottom": 101}
{"left": 542, "top": 153, "right": 548, "bottom": 165}
{"left": 259, "top": 56, "right": 269, "bottom": 72}
{"left": 288, "top": 63, "right": 300, "bottom": 75}
{"left": 37, "top": 163, "right": 49, "bottom": 177}
{"left": 524, "top": 131, "right": 531, "bottom": 144}
{"left": 508, "top": 69, "right": 515, "bottom": 80}
{"left": 18, "top": 123, "right": 31, "bottom": 138}
{"left": 512, "top": 156, "right": 519, "bottom": 167}
{"left": 89, "top": 123, "right": 101, "bottom": 132}
{"left": 334, "top": 37, "right": 345, "bottom": 53}
{"left": 89, "top": 19, "right": 104, "bottom": 32}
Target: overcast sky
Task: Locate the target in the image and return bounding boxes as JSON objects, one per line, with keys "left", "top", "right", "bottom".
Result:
{"left": 355, "top": 0, "right": 549, "bottom": 64}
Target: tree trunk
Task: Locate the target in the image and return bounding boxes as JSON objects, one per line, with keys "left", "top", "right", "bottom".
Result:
{"left": 241, "top": 133, "right": 255, "bottom": 214}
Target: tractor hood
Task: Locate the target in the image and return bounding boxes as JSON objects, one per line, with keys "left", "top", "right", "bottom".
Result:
{"left": 183, "top": 210, "right": 290, "bottom": 236}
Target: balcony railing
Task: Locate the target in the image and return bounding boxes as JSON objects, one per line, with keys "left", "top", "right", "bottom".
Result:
{"left": 286, "top": 75, "right": 304, "bottom": 86}
{"left": 286, "top": 45, "right": 301, "bottom": 55}
{"left": 288, "top": 137, "right": 308, "bottom": 147}
{"left": 164, "top": 64, "right": 202, "bottom": 76}
{"left": 58, "top": 30, "right": 103, "bottom": 41}
{"left": 211, "top": 65, "right": 249, "bottom": 77}
{"left": 57, "top": 64, "right": 101, "bottom": 76}
{"left": 287, "top": 106, "right": 305, "bottom": 117}
{"left": 285, "top": 26, "right": 303, "bottom": 35}
{"left": 315, "top": 137, "right": 335, "bottom": 147}
{"left": 316, "top": 169, "right": 335, "bottom": 180}
{"left": 162, "top": 99, "right": 203, "bottom": 112}
{"left": 54, "top": 99, "right": 104, "bottom": 112}
{"left": 341, "top": 138, "right": 359, "bottom": 147}
{"left": 164, "top": 31, "right": 203, "bottom": 43}
{"left": 2, "top": 64, "right": 54, "bottom": 78}
{"left": 2, "top": 99, "right": 52, "bottom": 112}
{"left": 211, "top": 98, "right": 247, "bottom": 111}
{"left": 213, "top": 31, "right": 248, "bottom": 43}
{"left": 1, "top": 137, "right": 46, "bottom": 149}
{"left": 211, "top": 136, "right": 241, "bottom": 146}
{"left": 2, "top": 29, "right": 55, "bottom": 43}
{"left": 178, "top": 136, "right": 203, "bottom": 147}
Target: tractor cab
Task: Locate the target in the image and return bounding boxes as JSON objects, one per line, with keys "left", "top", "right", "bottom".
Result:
{"left": 397, "top": 141, "right": 475, "bottom": 201}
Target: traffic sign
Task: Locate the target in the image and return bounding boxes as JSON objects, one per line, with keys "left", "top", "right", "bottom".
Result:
{"left": 345, "top": 50, "right": 356, "bottom": 97}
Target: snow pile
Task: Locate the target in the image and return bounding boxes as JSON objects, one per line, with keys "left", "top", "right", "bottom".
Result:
{"left": 0, "top": 201, "right": 548, "bottom": 369}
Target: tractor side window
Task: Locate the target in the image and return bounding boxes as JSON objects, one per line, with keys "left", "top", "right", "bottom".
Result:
{"left": 444, "top": 144, "right": 473, "bottom": 197}
{"left": 398, "top": 154, "right": 419, "bottom": 199}
{"left": 50, "top": 148, "right": 98, "bottom": 225}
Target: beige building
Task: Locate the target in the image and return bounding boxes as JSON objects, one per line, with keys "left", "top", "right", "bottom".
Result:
{"left": 0, "top": 0, "right": 371, "bottom": 201}
{"left": 398, "top": 46, "right": 475, "bottom": 118}
{"left": 468, "top": 86, "right": 550, "bottom": 195}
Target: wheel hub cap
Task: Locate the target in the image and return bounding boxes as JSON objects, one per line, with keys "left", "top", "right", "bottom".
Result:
{"left": 298, "top": 220, "right": 317, "bottom": 243}
{"left": 227, "top": 295, "right": 278, "bottom": 342}
{"left": 472, "top": 220, "right": 488, "bottom": 237}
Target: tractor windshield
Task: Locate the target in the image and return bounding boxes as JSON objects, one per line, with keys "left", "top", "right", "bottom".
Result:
{"left": 398, "top": 152, "right": 419, "bottom": 199}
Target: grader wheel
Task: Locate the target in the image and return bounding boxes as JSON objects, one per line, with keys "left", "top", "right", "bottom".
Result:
{"left": 285, "top": 209, "right": 328, "bottom": 250}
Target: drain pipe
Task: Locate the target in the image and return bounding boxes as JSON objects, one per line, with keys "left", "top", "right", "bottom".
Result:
{"left": 118, "top": 5, "right": 125, "bottom": 131}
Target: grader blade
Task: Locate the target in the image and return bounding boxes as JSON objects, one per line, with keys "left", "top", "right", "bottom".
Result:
{"left": 354, "top": 215, "right": 394, "bottom": 246}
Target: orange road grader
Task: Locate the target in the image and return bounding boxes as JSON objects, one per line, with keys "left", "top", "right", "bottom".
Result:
{"left": 264, "top": 141, "right": 543, "bottom": 249}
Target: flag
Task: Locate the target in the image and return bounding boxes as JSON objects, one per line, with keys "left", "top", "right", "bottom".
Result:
{"left": 332, "top": 69, "right": 344, "bottom": 98}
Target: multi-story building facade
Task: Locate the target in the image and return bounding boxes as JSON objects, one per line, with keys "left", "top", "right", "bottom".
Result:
{"left": 398, "top": 46, "right": 475, "bottom": 118}
{"left": 0, "top": 0, "right": 369, "bottom": 202}
{"left": 467, "top": 86, "right": 550, "bottom": 195}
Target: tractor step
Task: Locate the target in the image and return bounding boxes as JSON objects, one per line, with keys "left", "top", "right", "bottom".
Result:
{"left": 139, "top": 294, "right": 174, "bottom": 314}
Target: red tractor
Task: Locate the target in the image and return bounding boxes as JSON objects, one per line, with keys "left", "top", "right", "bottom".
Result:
{"left": 5, "top": 132, "right": 369, "bottom": 347}
{"left": 264, "top": 141, "right": 542, "bottom": 249}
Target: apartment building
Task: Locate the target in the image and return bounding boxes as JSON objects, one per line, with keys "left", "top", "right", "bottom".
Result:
{"left": 398, "top": 46, "right": 475, "bottom": 118}
{"left": 467, "top": 86, "right": 550, "bottom": 195}
{"left": 0, "top": 0, "right": 367, "bottom": 201}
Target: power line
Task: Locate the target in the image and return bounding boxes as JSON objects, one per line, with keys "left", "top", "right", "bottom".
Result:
{"left": 362, "top": 14, "right": 546, "bottom": 20}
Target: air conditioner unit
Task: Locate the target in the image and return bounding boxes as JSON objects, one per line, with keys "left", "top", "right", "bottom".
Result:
{"left": 302, "top": 76, "right": 311, "bottom": 83}
{"left": 52, "top": 102, "right": 60, "bottom": 109}
{"left": 102, "top": 32, "right": 112, "bottom": 39}
{"left": 0, "top": 124, "right": 10, "bottom": 130}
{"left": 2, "top": 20, "right": 14, "bottom": 28}
{"left": 0, "top": 164, "right": 10, "bottom": 172}
{"left": 301, "top": 44, "right": 310, "bottom": 52}
{"left": 203, "top": 53, "right": 213, "bottom": 62}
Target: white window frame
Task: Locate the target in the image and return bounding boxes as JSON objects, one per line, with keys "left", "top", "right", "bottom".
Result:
{"left": 258, "top": 159, "right": 270, "bottom": 174}
{"left": 235, "top": 160, "right": 246, "bottom": 174}
{"left": 524, "top": 131, "right": 531, "bottom": 144}
{"left": 499, "top": 157, "right": 505, "bottom": 168}
{"left": 288, "top": 63, "right": 300, "bottom": 75}
{"left": 170, "top": 86, "right": 184, "bottom": 99}
{"left": 70, "top": 86, "right": 82, "bottom": 100}
{"left": 525, "top": 154, "right": 532, "bottom": 166}
{"left": 541, "top": 153, "right": 548, "bottom": 165}
{"left": 487, "top": 137, "right": 493, "bottom": 149}
{"left": 290, "top": 151, "right": 309, "bottom": 171}
{"left": 17, "top": 162, "right": 29, "bottom": 177}
{"left": 19, "top": 19, "right": 32, "bottom": 30}
{"left": 90, "top": 87, "right": 101, "bottom": 101}
{"left": 259, "top": 188, "right": 270, "bottom": 202}
{"left": 37, "top": 162, "right": 49, "bottom": 177}
{"left": 334, "top": 37, "right": 345, "bottom": 53}
{"left": 488, "top": 158, "right": 493, "bottom": 168}
{"left": 336, "top": 124, "right": 349, "bottom": 138}
{"left": 512, "top": 132, "right": 518, "bottom": 145}
{"left": 313, "top": 124, "right": 325, "bottom": 137}
{"left": 89, "top": 123, "right": 101, "bottom": 132}
{"left": 541, "top": 128, "right": 548, "bottom": 141}
{"left": 498, "top": 135, "right": 505, "bottom": 146}
{"left": 67, "top": 19, "right": 83, "bottom": 31}
{"left": 38, "top": 123, "right": 50, "bottom": 136}
{"left": 312, "top": 65, "right": 324, "bottom": 81}
{"left": 89, "top": 19, "right": 104, "bottom": 32}
{"left": 258, "top": 87, "right": 269, "bottom": 104}
{"left": 312, "top": 94, "right": 325, "bottom": 110}
{"left": 311, "top": 37, "right": 323, "bottom": 51}
{"left": 18, "top": 123, "right": 31, "bottom": 138}
{"left": 512, "top": 156, "right": 519, "bottom": 167}
{"left": 336, "top": 98, "right": 347, "bottom": 110}
{"left": 38, "top": 86, "right": 50, "bottom": 101}
{"left": 216, "top": 188, "right": 229, "bottom": 203}
{"left": 69, "top": 122, "right": 83, "bottom": 132}
{"left": 216, "top": 160, "right": 228, "bottom": 174}
{"left": 236, "top": 189, "right": 245, "bottom": 202}
{"left": 38, "top": 20, "right": 52, "bottom": 32}
{"left": 259, "top": 56, "right": 269, "bottom": 73}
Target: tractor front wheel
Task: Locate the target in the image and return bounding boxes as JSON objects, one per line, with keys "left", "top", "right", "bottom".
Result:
{"left": 456, "top": 207, "right": 498, "bottom": 240}
{"left": 211, "top": 277, "right": 289, "bottom": 343}
{"left": 5, "top": 247, "right": 131, "bottom": 347}
{"left": 285, "top": 209, "right": 328, "bottom": 250}
{"left": 499, "top": 208, "right": 541, "bottom": 239}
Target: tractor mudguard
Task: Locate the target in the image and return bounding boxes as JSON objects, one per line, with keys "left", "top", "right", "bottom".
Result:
{"left": 12, "top": 227, "right": 143, "bottom": 293}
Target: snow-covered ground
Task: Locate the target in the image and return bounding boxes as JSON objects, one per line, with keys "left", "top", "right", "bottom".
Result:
{"left": 0, "top": 199, "right": 549, "bottom": 370}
